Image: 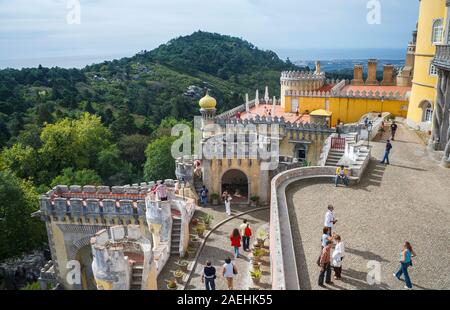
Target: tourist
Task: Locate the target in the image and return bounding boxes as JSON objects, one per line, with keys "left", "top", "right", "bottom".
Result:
{"left": 317, "top": 226, "right": 333, "bottom": 266}
{"left": 393, "top": 241, "right": 416, "bottom": 289}
{"left": 324, "top": 205, "right": 337, "bottom": 235}
{"left": 335, "top": 165, "right": 349, "bottom": 187}
{"left": 201, "top": 260, "right": 216, "bottom": 290}
{"left": 240, "top": 220, "right": 249, "bottom": 251}
{"left": 318, "top": 240, "right": 333, "bottom": 287}
{"left": 390, "top": 121, "right": 398, "bottom": 140}
{"left": 230, "top": 228, "right": 242, "bottom": 259}
{"left": 380, "top": 139, "right": 393, "bottom": 165}
{"left": 200, "top": 185, "right": 209, "bottom": 207}
{"left": 235, "top": 111, "right": 241, "bottom": 119}
{"left": 222, "top": 257, "right": 237, "bottom": 290}
{"left": 156, "top": 180, "right": 168, "bottom": 201}
{"left": 364, "top": 116, "right": 369, "bottom": 127}
{"left": 224, "top": 193, "right": 232, "bottom": 216}
{"left": 331, "top": 234, "right": 345, "bottom": 280}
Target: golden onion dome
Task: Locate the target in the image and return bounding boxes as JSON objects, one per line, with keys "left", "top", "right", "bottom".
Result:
{"left": 199, "top": 92, "right": 217, "bottom": 109}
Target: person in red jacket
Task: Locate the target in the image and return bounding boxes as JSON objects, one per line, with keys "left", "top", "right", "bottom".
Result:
{"left": 230, "top": 228, "right": 242, "bottom": 259}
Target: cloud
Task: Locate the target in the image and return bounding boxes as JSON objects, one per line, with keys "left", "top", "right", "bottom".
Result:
{"left": 0, "top": 0, "right": 418, "bottom": 67}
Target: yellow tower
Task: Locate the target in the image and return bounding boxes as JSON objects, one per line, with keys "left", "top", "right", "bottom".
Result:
{"left": 407, "top": 0, "right": 446, "bottom": 131}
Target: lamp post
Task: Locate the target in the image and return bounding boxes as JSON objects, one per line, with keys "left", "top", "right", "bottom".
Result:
{"left": 367, "top": 121, "right": 373, "bottom": 148}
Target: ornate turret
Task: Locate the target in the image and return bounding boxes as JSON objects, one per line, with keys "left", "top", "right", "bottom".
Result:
{"left": 199, "top": 91, "right": 217, "bottom": 138}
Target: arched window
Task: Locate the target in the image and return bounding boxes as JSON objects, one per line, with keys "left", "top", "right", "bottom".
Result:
{"left": 420, "top": 101, "right": 433, "bottom": 122}
{"left": 425, "top": 107, "right": 433, "bottom": 122}
{"left": 432, "top": 19, "right": 444, "bottom": 44}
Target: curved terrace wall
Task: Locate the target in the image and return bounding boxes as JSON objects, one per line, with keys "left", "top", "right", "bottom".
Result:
{"left": 270, "top": 155, "right": 370, "bottom": 289}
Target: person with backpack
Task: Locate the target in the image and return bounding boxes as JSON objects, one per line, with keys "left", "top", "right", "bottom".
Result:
{"left": 240, "top": 221, "right": 252, "bottom": 251}
{"left": 222, "top": 257, "right": 238, "bottom": 290}
{"left": 380, "top": 140, "right": 393, "bottom": 165}
{"left": 393, "top": 241, "right": 416, "bottom": 289}
{"left": 201, "top": 260, "right": 216, "bottom": 290}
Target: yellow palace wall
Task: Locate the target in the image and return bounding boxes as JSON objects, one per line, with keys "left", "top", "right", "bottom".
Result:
{"left": 285, "top": 96, "right": 408, "bottom": 127}
{"left": 407, "top": 0, "right": 445, "bottom": 126}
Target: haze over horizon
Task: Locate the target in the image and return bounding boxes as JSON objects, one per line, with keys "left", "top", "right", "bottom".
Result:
{"left": 0, "top": 0, "right": 418, "bottom": 69}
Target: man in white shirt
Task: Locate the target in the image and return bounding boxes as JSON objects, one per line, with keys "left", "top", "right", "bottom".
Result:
{"left": 324, "top": 205, "right": 337, "bottom": 235}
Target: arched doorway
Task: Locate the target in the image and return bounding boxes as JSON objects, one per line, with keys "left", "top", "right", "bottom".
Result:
{"left": 221, "top": 169, "right": 249, "bottom": 204}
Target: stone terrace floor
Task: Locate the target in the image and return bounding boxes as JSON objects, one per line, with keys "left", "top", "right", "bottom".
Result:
{"left": 185, "top": 206, "right": 271, "bottom": 290}
{"left": 286, "top": 123, "right": 450, "bottom": 290}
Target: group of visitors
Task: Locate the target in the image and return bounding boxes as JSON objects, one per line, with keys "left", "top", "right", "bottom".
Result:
{"left": 317, "top": 205, "right": 417, "bottom": 289}
{"left": 317, "top": 205, "right": 345, "bottom": 287}
{"left": 201, "top": 219, "right": 252, "bottom": 290}
{"left": 201, "top": 257, "right": 239, "bottom": 290}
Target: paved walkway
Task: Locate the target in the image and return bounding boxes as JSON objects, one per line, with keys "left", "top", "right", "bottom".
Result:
{"left": 185, "top": 205, "right": 271, "bottom": 290}
{"left": 286, "top": 123, "right": 450, "bottom": 290}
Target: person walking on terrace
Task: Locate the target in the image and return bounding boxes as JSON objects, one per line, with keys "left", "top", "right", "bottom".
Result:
{"left": 230, "top": 228, "right": 242, "bottom": 259}
{"left": 390, "top": 121, "right": 398, "bottom": 140}
{"left": 199, "top": 185, "right": 208, "bottom": 207}
{"left": 324, "top": 205, "right": 337, "bottom": 236}
{"left": 380, "top": 139, "right": 393, "bottom": 165}
{"left": 332, "top": 234, "right": 345, "bottom": 280}
{"left": 201, "top": 260, "right": 216, "bottom": 290}
{"left": 317, "top": 226, "right": 333, "bottom": 266}
{"left": 240, "top": 219, "right": 252, "bottom": 251}
{"left": 223, "top": 192, "right": 232, "bottom": 216}
{"left": 223, "top": 257, "right": 237, "bottom": 290}
{"left": 393, "top": 241, "right": 416, "bottom": 289}
{"left": 318, "top": 240, "right": 333, "bottom": 287}
{"left": 156, "top": 180, "right": 168, "bottom": 201}
{"left": 335, "top": 165, "right": 349, "bottom": 187}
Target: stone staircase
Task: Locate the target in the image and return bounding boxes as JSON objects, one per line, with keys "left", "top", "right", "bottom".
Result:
{"left": 325, "top": 149, "right": 345, "bottom": 166}
{"left": 130, "top": 263, "right": 143, "bottom": 290}
{"left": 170, "top": 217, "right": 182, "bottom": 255}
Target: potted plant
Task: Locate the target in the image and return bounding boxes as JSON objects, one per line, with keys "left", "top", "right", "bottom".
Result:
{"left": 166, "top": 279, "right": 177, "bottom": 290}
{"left": 175, "top": 260, "right": 189, "bottom": 272}
{"left": 252, "top": 260, "right": 261, "bottom": 271}
{"left": 256, "top": 228, "right": 268, "bottom": 248}
{"left": 192, "top": 218, "right": 200, "bottom": 226}
{"left": 250, "top": 269, "right": 262, "bottom": 285}
{"left": 211, "top": 193, "right": 220, "bottom": 205}
{"left": 195, "top": 224, "right": 205, "bottom": 238}
{"left": 173, "top": 269, "right": 185, "bottom": 284}
{"left": 250, "top": 195, "right": 259, "bottom": 207}
{"left": 201, "top": 214, "right": 214, "bottom": 229}
{"left": 252, "top": 248, "right": 264, "bottom": 263}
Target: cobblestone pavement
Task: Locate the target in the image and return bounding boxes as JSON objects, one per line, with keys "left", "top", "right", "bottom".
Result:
{"left": 185, "top": 206, "right": 271, "bottom": 290}
{"left": 286, "top": 123, "right": 450, "bottom": 290}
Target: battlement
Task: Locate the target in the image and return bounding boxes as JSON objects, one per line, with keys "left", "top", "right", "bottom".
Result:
{"left": 39, "top": 180, "right": 177, "bottom": 221}
{"left": 280, "top": 70, "right": 325, "bottom": 80}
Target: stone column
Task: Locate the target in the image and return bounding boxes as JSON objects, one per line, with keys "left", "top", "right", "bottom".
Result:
{"left": 432, "top": 68, "right": 450, "bottom": 166}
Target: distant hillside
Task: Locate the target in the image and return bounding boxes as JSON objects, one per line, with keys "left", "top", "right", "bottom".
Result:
{"left": 0, "top": 31, "right": 302, "bottom": 146}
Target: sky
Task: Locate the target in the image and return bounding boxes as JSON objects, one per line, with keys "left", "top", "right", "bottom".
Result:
{"left": 0, "top": 0, "right": 419, "bottom": 68}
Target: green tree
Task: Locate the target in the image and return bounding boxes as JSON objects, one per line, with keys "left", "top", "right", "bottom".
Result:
{"left": 118, "top": 134, "right": 151, "bottom": 168}
{"left": 0, "top": 170, "right": 46, "bottom": 260}
{"left": 143, "top": 136, "right": 176, "bottom": 181}
{"left": 51, "top": 168, "right": 102, "bottom": 187}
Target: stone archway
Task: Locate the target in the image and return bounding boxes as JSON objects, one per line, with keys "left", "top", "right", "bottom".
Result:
{"left": 221, "top": 169, "right": 249, "bottom": 204}
{"left": 75, "top": 245, "right": 97, "bottom": 290}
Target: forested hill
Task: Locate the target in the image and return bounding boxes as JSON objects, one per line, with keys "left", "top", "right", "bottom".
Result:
{"left": 0, "top": 32, "right": 303, "bottom": 259}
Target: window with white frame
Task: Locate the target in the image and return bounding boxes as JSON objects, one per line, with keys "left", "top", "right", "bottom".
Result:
{"left": 432, "top": 19, "right": 444, "bottom": 44}
{"left": 429, "top": 63, "right": 438, "bottom": 76}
